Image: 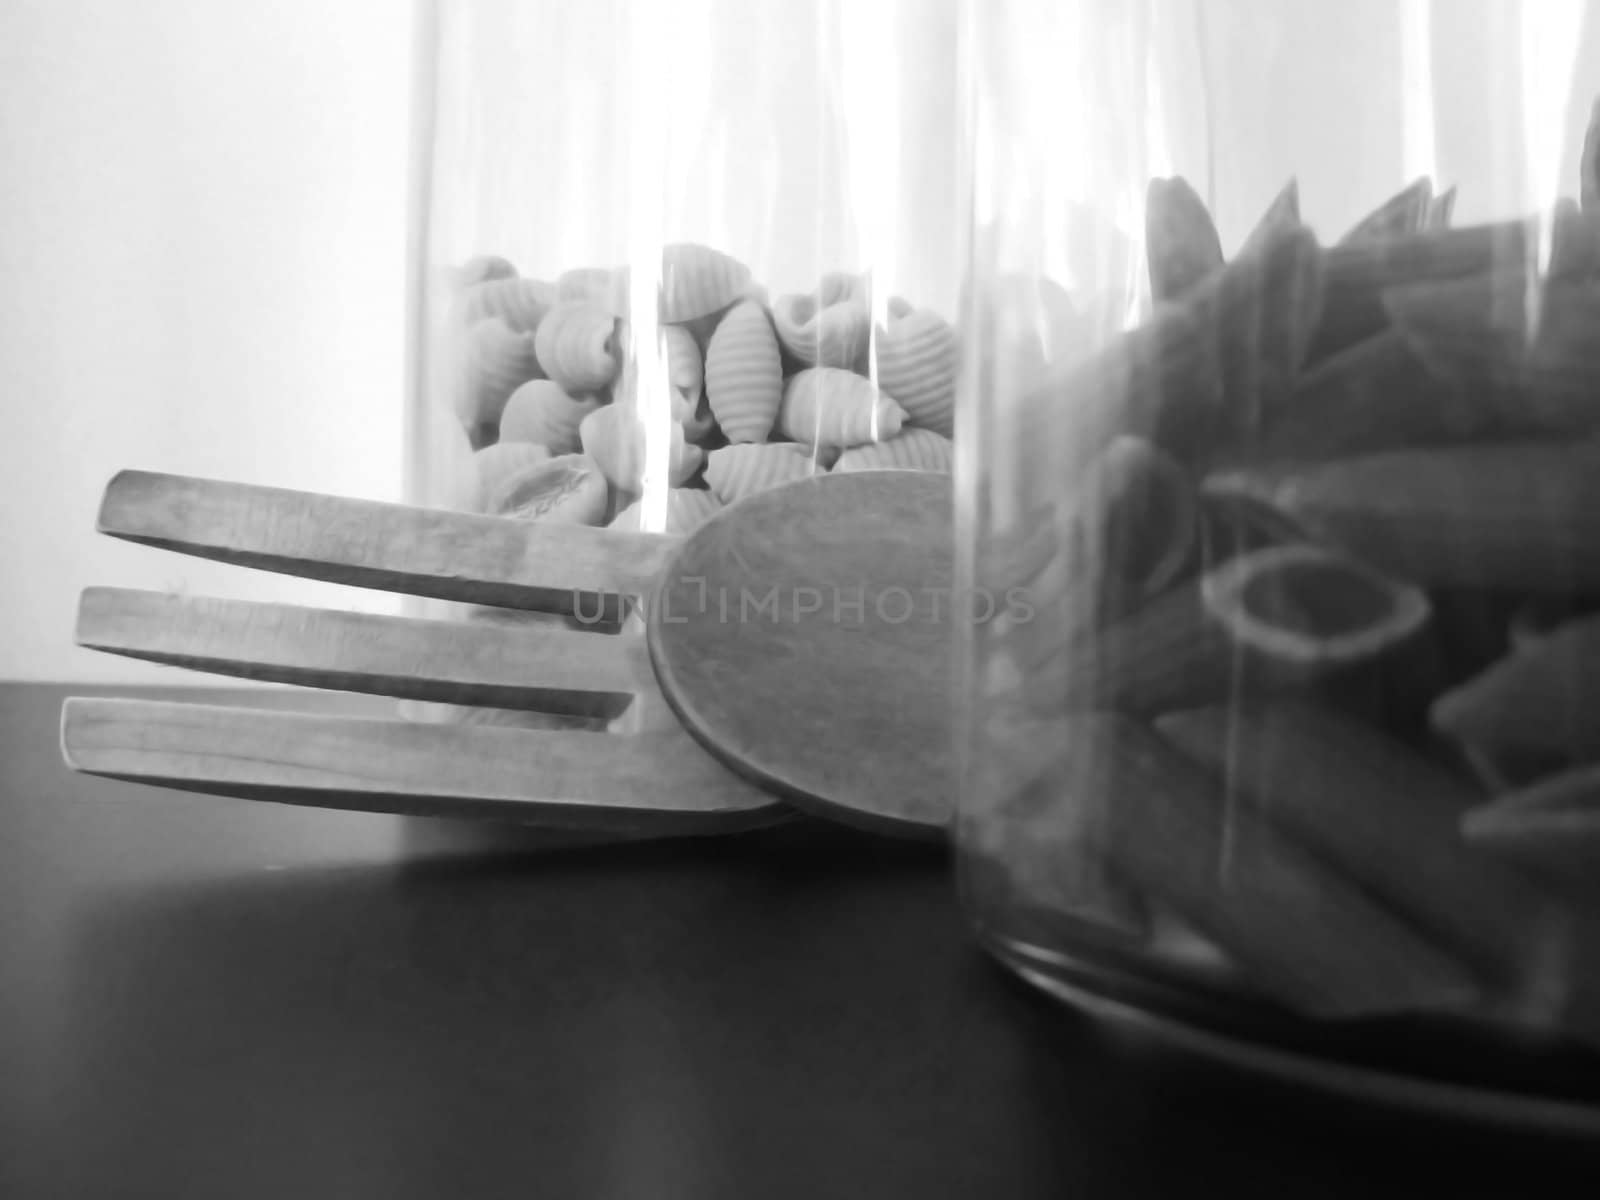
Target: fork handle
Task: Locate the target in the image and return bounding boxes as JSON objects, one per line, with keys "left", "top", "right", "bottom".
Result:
{"left": 77, "top": 587, "right": 647, "bottom": 716}
{"left": 62, "top": 698, "right": 788, "bottom": 835}
{"left": 97, "top": 470, "right": 679, "bottom": 619}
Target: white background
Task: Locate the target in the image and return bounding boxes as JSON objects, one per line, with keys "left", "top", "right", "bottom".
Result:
{"left": 3, "top": 0, "right": 1599, "bottom": 681}
{"left": 1, "top": 0, "right": 413, "bottom": 682}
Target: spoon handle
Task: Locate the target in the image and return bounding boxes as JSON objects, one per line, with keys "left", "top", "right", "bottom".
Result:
{"left": 61, "top": 697, "right": 787, "bottom": 835}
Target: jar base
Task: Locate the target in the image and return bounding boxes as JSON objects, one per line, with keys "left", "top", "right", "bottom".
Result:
{"left": 981, "top": 931, "right": 1600, "bottom": 1139}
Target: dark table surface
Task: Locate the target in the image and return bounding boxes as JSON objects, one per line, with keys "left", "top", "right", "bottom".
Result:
{"left": 4, "top": 682, "right": 1598, "bottom": 1198}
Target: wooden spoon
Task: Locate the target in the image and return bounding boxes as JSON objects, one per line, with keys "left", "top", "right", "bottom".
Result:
{"left": 64, "top": 468, "right": 954, "bottom": 839}
{"left": 647, "top": 470, "right": 954, "bottom": 839}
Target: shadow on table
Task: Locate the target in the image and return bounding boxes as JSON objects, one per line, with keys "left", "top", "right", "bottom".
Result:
{"left": 40, "top": 824, "right": 1600, "bottom": 1200}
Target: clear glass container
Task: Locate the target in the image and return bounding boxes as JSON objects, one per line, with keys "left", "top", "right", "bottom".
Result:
{"left": 403, "top": 0, "right": 965, "bottom": 737}
{"left": 956, "top": 0, "right": 1600, "bottom": 1124}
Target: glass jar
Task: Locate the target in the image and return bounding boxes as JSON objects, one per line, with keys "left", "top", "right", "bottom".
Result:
{"left": 956, "top": 0, "right": 1600, "bottom": 1123}
{"left": 403, "top": 0, "right": 964, "bottom": 737}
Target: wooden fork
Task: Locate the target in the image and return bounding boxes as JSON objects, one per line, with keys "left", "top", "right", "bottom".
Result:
{"left": 62, "top": 469, "right": 792, "bottom": 837}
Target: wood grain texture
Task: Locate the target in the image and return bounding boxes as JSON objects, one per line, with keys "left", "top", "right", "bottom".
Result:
{"left": 75, "top": 587, "right": 643, "bottom": 715}
{"left": 648, "top": 471, "right": 954, "bottom": 839}
{"left": 96, "top": 470, "right": 678, "bottom": 621}
{"left": 61, "top": 697, "right": 785, "bottom": 834}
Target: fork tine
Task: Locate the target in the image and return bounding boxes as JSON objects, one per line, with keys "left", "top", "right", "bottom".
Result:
{"left": 97, "top": 470, "right": 679, "bottom": 619}
{"left": 61, "top": 697, "right": 787, "bottom": 834}
{"left": 76, "top": 587, "right": 645, "bottom": 715}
